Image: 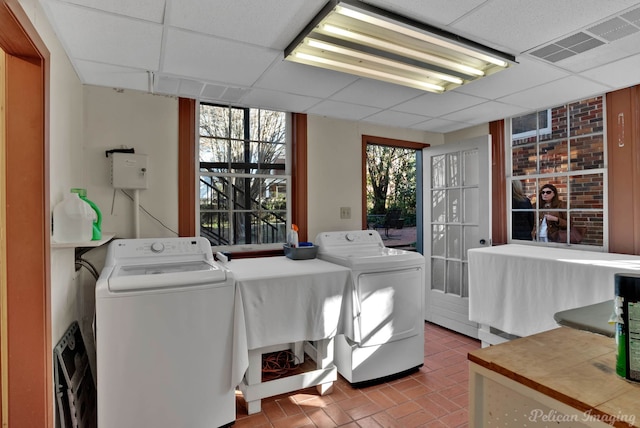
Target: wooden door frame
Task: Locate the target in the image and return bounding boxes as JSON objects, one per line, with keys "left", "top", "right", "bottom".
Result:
{"left": 1, "top": 1, "right": 52, "bottom": 427}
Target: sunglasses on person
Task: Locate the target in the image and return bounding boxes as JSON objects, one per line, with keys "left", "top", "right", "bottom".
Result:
{"left": 541, "top": 190, "right": 554, "bottom": 195}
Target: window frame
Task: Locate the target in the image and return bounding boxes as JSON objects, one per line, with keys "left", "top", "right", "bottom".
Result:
{"left": 179, "top": 99, "right": 307, "bottom": 257}
{"left": 511, "top": 109, "right": 552, "bottom": 140}
{"left": 506, "top": 98, "right": 608, "bottom": 249}
{"left": 196, "top": 102, "right": 292, "bottom": 252}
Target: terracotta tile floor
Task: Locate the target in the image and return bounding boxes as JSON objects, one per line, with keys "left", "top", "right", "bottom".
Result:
{"left": 235, "top": 322, "right": 480, "bottom": 427}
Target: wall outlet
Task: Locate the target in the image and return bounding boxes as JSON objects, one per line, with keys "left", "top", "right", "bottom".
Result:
{"left": 340, "top": 206, "right": 351, "bottom": 219}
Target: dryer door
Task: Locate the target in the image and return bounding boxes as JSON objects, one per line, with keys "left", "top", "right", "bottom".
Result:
{"left": 355, "top": 267, "right": 423, "bottom": 347}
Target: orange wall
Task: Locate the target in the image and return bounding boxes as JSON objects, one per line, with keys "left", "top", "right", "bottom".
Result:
{"left": 607, "top": 86, "right": 640, "bottom": 255}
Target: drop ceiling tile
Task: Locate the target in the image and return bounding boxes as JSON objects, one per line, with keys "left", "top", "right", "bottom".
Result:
{"left": 498, "top": 75, "right": 610, "bottom": 110}
{"left": 581, "top": 53, "right": 640, "bottom": 88}
{"left": 305, "top": 100, "right": 381, "bottom": 121}
{"left": 392, "top": 91, "right": 486, "bottom": 117}
{"left": 444, "top": 101, "right": 530, "bottom": 124}
{"left": 45, "top": 2, "right": 162, "bottom": 70}
{"left": 162, "top": 28, "right": 280, "bottom": 86}
{"left": 219, "top": 87, "right": 252, "bottom": 103}
{"left": 154, "top": 75, "right": 180, "bottom": 95}
{"left": 455, "top": 56, "right": 570, "bottom": 99}
{"left": 453, "top": 0, "right": 640, "bottom": 52}
{"left": 608, "top": 29, "right": 640, "bottom": 55}
{"left": 47, "top": 0, "right": 166, "bottom": 22}
{"left": 330, "top": 79, "right": 423, "bottom": 109}
{"left": 74, "top": 60, "right": 150, "bottom": 92}
{"left": 201, "top": 84, "right": 228, "bottom": 100}
{"left": 362, "top": 110, "right": 429, "bottom": 128}
{"left": 255, "top": 60, "right": 357, "bottom": 98}
{"left": 410, "top": 118, "right": 470, "bottom": 133}
{"left": 178, "top": 80, "right": 204, "bottom": 98}
{"left": 242, "top": 88, "right": 322, "bottom": 113}
{"left": 167, "top": 0, "right": 326, "bottom": 48}
{"left": 368, "top": 0, "right": 487, "bottom": 26}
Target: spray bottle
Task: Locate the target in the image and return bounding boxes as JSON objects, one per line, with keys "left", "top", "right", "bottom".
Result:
{"left": 288, "top": 224, "right": 299, "bottom": 248}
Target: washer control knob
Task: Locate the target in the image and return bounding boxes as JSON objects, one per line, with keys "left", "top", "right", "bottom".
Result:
{"left": 345, "top": 233, "right": 355, "bottom": 242}
{"left": 150, "top": 242, "right": 165, "bottom": 253}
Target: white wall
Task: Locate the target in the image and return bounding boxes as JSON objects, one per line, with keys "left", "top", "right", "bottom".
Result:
{"left": 306, "top": 115, "right": 445, "bottom": 240}
{"left": 82, "top": 86, "right": 179, "bottom": 240}
{"left": 444, "top": 124, "right": 489, "bottom": 144}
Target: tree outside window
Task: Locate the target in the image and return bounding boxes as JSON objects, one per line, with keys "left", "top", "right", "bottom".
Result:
{"left": 198, "top": 104, "right": 289, "bottom": 247}
{"left": 366, "top": 144, "right": 417, "bottom": 227}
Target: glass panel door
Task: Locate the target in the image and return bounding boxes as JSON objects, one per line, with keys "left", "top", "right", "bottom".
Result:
{"left": 423, "top": 136, "right": 491, "bottom": 338}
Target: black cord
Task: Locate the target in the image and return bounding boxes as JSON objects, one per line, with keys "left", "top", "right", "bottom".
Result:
{"left": 118, "top": 189, "right": 179, "bottom": 236}
{"left": 75, "top": 258, "right": 99, "bottom": 280}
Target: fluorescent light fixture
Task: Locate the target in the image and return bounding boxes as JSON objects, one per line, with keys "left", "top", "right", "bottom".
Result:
{"left": 284, "top": 0, "right": 516, "bottom": 93}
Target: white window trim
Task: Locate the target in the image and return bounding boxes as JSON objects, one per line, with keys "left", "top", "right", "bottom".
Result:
{"left": 511, "top": 109, "right": 552, "bottom": 141}
{"left": 505, "top": 102, "right": 609, "bottom": 250}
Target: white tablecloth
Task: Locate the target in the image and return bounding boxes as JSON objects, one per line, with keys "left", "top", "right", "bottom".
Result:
{"left": 228, "top": 257, "right": 352, "bottom": 387}
{"left": 468, "top": 244, "right": 640, "bottom": 337}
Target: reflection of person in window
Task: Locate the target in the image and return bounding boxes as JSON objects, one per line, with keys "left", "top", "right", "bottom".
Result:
{"left": 536, "top": 183, "right": 566, "bottom": 242}
{"left": 512, "top": 180, "right": 534, "bottom": 240}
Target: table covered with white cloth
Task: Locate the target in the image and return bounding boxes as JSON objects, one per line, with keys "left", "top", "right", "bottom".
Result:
{"left": 468, "top": 244, "right": 640, "bottom": 342}
{"left": 228, "top": 256, "right": 352, "bottom": 414}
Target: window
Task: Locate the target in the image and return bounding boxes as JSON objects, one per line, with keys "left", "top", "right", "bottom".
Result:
{"left": 508, "top": 96, "right": 606, "bottom": 247}
{"left": 511, "top": 109, "right": 551, "bottom": 140}
{"left": 198, "top": 103, "right": 290, "bottom": 249}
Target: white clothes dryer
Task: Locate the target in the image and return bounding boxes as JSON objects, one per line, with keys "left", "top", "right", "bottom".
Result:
{"left": 315, "top": 230, "right": 425, "bottom": 385}
{"left": 95, "top": 237, "right": 235, "bottom": 428}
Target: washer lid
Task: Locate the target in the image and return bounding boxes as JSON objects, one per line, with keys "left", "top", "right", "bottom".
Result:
{"left": 319, "top": 247, "right": 424, "bottom": 269}
{"left": 108, "top": 260, "right": 227, "bottom": 292}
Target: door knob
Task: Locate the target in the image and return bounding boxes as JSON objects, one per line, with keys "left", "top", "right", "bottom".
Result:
{"left": 479, "top": 239, "right": 486, "bottom": 245}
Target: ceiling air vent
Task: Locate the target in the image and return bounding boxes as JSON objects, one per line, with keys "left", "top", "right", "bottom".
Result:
{"left": 530, "top": 32, "right": 604, "bottom": 62}
{"left": 530, "top": 6, "right": 640, "bottom": 63}
{"left": 587, "top": 16, "right": 639, "bottom": 41}
{"left": 621, "top": 7, "right": 640, "bottom": 26}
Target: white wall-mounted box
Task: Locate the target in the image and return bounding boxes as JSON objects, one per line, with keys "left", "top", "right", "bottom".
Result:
{"left": 110, "top": 153, "right": 148, "bottom": 189}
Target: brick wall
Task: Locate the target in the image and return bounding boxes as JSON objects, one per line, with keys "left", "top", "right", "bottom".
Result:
{"left": 511, "top": 96, "right": 605, "bottom": 245}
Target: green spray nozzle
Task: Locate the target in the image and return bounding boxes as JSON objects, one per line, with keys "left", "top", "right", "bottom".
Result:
{"left": 70, "top": 188, "right": 102, "bottom": 240}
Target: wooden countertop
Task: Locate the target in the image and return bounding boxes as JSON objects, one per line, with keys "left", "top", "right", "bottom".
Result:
{"left": 468, "top": 327, "right": 639, "bottom": 427}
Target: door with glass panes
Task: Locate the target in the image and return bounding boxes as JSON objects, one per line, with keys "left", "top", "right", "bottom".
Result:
{"left": 423, "top": 136, "right": 491, "bottom": 338}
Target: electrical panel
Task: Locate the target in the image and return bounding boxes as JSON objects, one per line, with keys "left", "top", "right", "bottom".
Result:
{"left": 110, "top": 153, "right": 148, "bottom": 189}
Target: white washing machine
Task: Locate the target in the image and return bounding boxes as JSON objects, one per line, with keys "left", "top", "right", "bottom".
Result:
{"left": 95, "top": 237, "right": 235, "bottom": 428}
{"left": 315, "top": 230, "right": 425, "bottom": 385}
